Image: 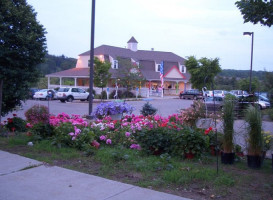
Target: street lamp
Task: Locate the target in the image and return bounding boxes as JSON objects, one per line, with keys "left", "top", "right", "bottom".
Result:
{"left": 88, "top": 0, "right": 96, "bottom": 117}
{"left": 243, "top": 32, "right": 254, "bottom": 94}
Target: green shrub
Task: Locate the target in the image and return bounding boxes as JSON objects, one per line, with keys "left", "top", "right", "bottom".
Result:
{"left": 140, "top": 102, "right": 157, "bottom": 116}
{"left": 25, "top": 105, "right": 49, "bottom": 124}
{"left": 52, "top": 122, "right": 94, "bottom": 150}
{"left": 222, "top": 97, "right": 235, "bottom": 153}
{"left": 134, "top": 127, "right": 173, "bottom": 155}
{"left": 5, "top": 116, "right": 27, "bottom": 132}
{"left": 109, "top": 90, "right": 122, "bottom": 99}
{"left": 179, "top": 127, "right": 208, "bottom": 156}
{"left": 245, "top": 105, "right": 262, "bottom": 155}
{"left": 29, "top": 122, "right": 54, "bottom": 140}
{"left": 121, "top": 91, "right": 135, "bottom": 98}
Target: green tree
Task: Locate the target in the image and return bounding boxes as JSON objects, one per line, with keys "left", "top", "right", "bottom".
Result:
{"left": 235, "top": 0, "right": 273, "bottom": 27}
{"left": 93, "top": 58, "right": 111, "bottom": 100}
{"left": 185, "top": 56, "right": 221, "bottom": 90}
{"left": 0, "top": 0, "right": 47, "bottom": 119}
{"left": 116, "top": 58, "right": 145, "bottom": 96}
{"left": 238, "top": 77, "right": 260, "bottom": 92}
{"left": 263, "top": 71, "right": 273, "bottom": 100}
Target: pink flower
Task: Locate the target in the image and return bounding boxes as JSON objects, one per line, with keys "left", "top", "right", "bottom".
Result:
{"left": 106, "top": 139, "right": 112, "bottom": 145}
{"left": 130, "top": 144, "right": 141, "bottom": 150}
{"left": 13, "top": 114, "right": 17, "bottom": 117}
{"left": 69, "top": 132, "right": 74, "bottom": 136}
{"left": 125, "top": 132, "right": 131, "bottom": 137}
{"left": 100, "top": 135, "right": 106, "bottom": 141}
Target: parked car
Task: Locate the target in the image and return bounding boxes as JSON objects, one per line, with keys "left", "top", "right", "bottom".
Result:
{"left": 213, "top": 90, "right": 228, "bottom": 98}
{"left": 204, "top": 90, "right": 213, "bottom": 98}
{"left": 33, "top": 89, "right": 57, "bottom": 100}
{"left": 230, "top": 90, "right": 249, "bottom": 97}
{"left": 258, "top": 95, "right": 271, "bottom": 109}
{"left": 56, "top": 87, "right": 89, "bottom": 102}
{"left": 29, "top": 88, "right": 39, "bottom": 99}
{"left": 204, "top": 97, "right": 224, "bottom": 111}
{"left": 179, "top": 89, "right": 203, "bottom": 100}
{"left": 237, "top": 94, "right": 271, "bottom": 110}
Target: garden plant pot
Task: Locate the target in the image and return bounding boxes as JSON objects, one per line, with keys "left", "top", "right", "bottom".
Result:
{"left": 185, "top": 152, "right": 195, "bottom": 159}
{"left": 210, "top": 145, "right": 216, "bottom": 156}
{"left": 221, "top": 152, "right": 235, "bottom": 164}
{"left": 236, "top": 152, "right": 244, "bottom": 157}
{"left": 247, "top": 155, "right": 262, "bottom": 169}
{"left": 110, "top": 114, "right": 122, "bottom": 120}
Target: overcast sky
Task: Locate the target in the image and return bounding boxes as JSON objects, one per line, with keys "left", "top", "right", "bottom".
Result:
{"left": 27, "top": 0, "right": 273, "bottom": 71}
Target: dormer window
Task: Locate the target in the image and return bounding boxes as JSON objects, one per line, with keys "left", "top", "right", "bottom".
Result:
{"left": 112, "top": 60, "right": 118, "bottom": 69}
{"left": 179, "top": 65, "right": 186, "bottom": 73}
{"left": 155, "top": 64, "right": 161, "bottom": 72}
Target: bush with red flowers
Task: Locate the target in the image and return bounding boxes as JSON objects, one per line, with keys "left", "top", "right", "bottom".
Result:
{"left": 4, "top": 114, "right": 27, "bottom": 132}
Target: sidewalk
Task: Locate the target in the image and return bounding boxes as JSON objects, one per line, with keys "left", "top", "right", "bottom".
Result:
{"left": 0, "top": 150, "right": 190, "bottom": 200}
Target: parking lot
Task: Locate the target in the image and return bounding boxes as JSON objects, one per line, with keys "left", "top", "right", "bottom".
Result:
{"left": 2, "top": 97, "right": 192, "bottom": 121}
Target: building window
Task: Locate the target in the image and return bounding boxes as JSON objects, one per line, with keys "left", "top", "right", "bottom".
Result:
{"left": 180, "top": 65, "right": 186, "bottom": 73}
{"left": 112, "top": 60, "right": 118, "bottom": 69}
{"left": 156, "top": 64, "right": 161, "bottom": 72}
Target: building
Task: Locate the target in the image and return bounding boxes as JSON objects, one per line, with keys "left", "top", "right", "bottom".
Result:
{"left": 46, "top": 37, "right": 191, "bottom": 96}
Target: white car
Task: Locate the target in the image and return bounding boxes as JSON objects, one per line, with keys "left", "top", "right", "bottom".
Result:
{"left": 213, "top": 90, "right": 228, "bottom": 98}
{"left": 258, "top": 95, "right": 271, "bottom": 109}
{"left": 56, "top": 87, "right": 89, "bottom": 102}
{"left": 33, "top": 89, "right": 57, "bottom": 100}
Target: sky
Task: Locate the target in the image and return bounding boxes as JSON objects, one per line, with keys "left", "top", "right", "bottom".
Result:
{"left": 26, "top": 0, "right": 273, "bottom": 71}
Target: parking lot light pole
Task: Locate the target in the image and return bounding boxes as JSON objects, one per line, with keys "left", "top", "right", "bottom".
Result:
{"left": 88, "top": 0, "right": 96, "bottom": 117}
{"left": 243, "top": 32, "right": 254, "bottom": 94}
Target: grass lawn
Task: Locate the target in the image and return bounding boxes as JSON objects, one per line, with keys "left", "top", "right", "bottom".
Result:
{"left": 1, "top": 134, "right": 273, "bottom": 200}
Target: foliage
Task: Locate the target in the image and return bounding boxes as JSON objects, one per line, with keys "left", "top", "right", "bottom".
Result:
{"left": 116, "top": 57, "right": 146, "bottom": 93}
{"left": 180, "top": 100, "right": 206, "bottom": 127}
{"left": 3, "top": 114, "right": 27, "bottom": 132}
{"left": 0, "top": 0, "right": 47, "bottom": 116}
{"left": 134, "top": 127, "right": 174, "bottom": 155}
{"left": 185, "top": 56, "right": 221, "bottom": 90}
{"left": 25, "top": 105, "right": 49, "bottom": 124}
{"left": 262, "top": 131, "right": 273, "bottom": 151}
{"left": 140, "top": 102, "right": 157, "bottom": 116}
{"left": 245, "top": 105, "right": 263, "bottom": 155}
{"left": 36, "top": 54, "right": 76, "bottom": 76}
{"left": 222, "top": 97, "right": 236, "bottom": 153}
{"left": 215, "top": 76, "right": 238, "bottom": 90}
{"left": 218, "top": 69, "right": 265, "bottom": 80}
{"left": 52, "top": 122, "right": 94, "bottom": 150}
{"left": 180, "top": 127, "right": 208, "bottom": 156}
{"left": 237, "top": 77, "right": 260, "bottom": 93}
{"left": 109, "top": 90, "right": 123, "bottom": 99}
{"left": 121, "top": 91, "right": 135, "bottom": 98}
{"left": 28, "top": 122, "right": 54, "bottom": 140}
{"left": 235, "top": 0, "right": 273, "bottom": 27}
{"left": 92, "top": 102, "right": 134, "bottom": 119}
{"left": 96, "top": 90, "right": 107, "bottom": 100}
{"left": 93, "top": 57, "right": 112, "bottom": 92}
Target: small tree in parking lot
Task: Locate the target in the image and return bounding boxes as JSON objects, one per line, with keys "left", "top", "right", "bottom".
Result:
{"left": 93, "top": 58, "right": 111, "bottom": 101}
{"left": 185, "top": 56, "right": 222, "bottom": 90}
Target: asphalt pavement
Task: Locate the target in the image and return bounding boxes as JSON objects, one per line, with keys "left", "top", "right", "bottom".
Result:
{"left": 0, "top": 150, "right": 190, "bottom": 200}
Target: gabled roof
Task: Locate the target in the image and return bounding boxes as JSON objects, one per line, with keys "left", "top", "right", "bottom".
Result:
{"left": 79, "top": 45, "right": 185, "bottom": 63}
{"left": 46, "top": 68, "right": 90, "bottom": 77}
{"left": 127, "top": 36, "right": 138, "bottom": 43}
